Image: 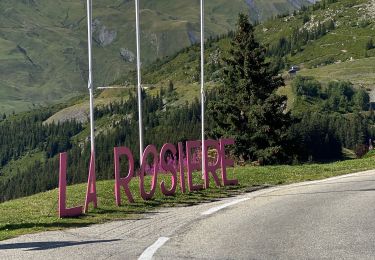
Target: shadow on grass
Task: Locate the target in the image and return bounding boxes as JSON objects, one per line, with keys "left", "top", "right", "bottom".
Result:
{"left": 154, "top": 188, "right": 243, "bottom": 207}
{"left": 90, "top": 207, "right": 149, "bottom": 215}
{"left": 0, "top": 239, "right": 121, "bottom": 251}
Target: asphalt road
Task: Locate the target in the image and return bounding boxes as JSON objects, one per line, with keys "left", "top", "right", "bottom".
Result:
{"left": 1, "top": 170, "right": 375, "bottom": 260}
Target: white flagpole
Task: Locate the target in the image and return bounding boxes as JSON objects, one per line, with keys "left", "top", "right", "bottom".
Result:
{"left": 87, "top": 0, "right": 95, "bottom": 155}
{"left": 200, "top": 0, "right": 205, "bottom": 175}
{"left": 135, "top": 0, "right": 144, "bottom": 161}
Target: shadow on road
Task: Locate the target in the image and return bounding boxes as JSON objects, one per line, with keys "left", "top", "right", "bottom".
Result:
{"left": 0, "top": 239, "right": 121, "bottom": 251}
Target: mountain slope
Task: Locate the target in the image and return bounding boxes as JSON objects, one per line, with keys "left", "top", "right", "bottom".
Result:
{"left": 0, "top": 0, "right": 312, "bottom": 114}
{"left": 257, "top": 0, "right": 375, "bottom": 66}
{"left": 44, "top": 0, "right": 375, "bottom": 123}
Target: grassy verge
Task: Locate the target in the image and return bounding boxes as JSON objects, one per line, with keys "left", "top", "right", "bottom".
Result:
{"left": 1, "top": 156, "right": 375, "bottom": 241}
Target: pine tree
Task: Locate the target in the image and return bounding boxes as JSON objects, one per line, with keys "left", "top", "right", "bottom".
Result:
{"left": 168, "top": 80, "right": 174, "bottom": 93}
{"left": 366, "top": 38, "right": 374, "bottom": 50}
{"left": 208, "top": 14, "right": 291, "bottom": 164}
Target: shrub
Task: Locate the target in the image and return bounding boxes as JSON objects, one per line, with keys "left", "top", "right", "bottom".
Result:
{"left": 355, "top": 144, "right": 369, "bottom": 158}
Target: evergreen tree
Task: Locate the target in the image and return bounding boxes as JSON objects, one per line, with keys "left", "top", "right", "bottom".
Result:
{"left": 366, "top": 38, "right": 374, "bottom": 50}
{"left": 353, "top": 89, "right": 370, "bottom": 111}
{"left": 168, "top": 80, "right": 174, "bottom": 93}
{"left": 208, "top": 14, "right": 291, "bottom": 164}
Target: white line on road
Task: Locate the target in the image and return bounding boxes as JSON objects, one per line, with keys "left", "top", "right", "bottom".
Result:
{"left": 201, "top": 170, "right": 375, "bottom": 216}
{"left": 138, "top": 237, "right": 170, "bottom": 260}
{"left": 201, "top": 198, "right": 250, "bottom": 216}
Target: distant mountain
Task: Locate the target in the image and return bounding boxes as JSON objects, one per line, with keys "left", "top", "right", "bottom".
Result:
{"left": 0, "top": 0, "right": 313, "bottom": 114}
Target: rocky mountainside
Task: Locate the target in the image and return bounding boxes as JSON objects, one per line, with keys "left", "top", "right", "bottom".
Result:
{"left": 0, "top": 0, "right": 312, "bottom": 114}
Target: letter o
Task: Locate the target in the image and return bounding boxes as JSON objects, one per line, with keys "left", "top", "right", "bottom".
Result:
{"left": 139, "top": 145, "right": 159, "bottom": 200}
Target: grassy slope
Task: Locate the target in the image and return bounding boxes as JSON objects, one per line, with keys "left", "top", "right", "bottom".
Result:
{"left": 1, "top": 156, "right": 375, "bottom": 241}
{"left": 257, "top": 0, "right": 375, "bottom": 106}
{"left": 132, "top": 0, "right": 375, "bottom": 102}
{"left": 250, "top": 0, "right": 375, "bottom": 87}
{"left": 0, "top": 0, "right": 309, "bottom": 114}
{"left": 256, "top": 0, "right": 374, "bottom": 65}
{"left": 299, "top": 57, "right": 375, "bottom": 90}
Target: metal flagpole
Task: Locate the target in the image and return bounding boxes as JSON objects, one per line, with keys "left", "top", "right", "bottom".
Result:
{"left": 135, "top": 0, "right": 144, "bottom": 161}
{"left": 87, "top": 0, "right": 95, "bottom": 156}
{"left": 200, "top": 0, "right": 205, "bottom": 175}
{"left": 84, "top": 0, "right": 98, "bottom": 213}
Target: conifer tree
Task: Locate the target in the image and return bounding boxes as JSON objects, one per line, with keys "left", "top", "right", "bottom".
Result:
{"left": 208, "top": 13, "right": 291, "bottom": 164}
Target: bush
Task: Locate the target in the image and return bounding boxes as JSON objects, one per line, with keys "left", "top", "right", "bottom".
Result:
{"left": 292, "top": 76, "right": 322, "bottom": 97}
{"left": 355, "top": 144, "right": 369, "bottom": 158}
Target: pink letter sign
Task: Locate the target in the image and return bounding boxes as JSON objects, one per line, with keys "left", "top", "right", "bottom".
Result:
{"left": 186, "top": 140, "right": 203, "bottom": 191}
{"left": 84, "top": 153, "right": 98, "bottom": 213}
{"left": 139, "top": 145, "right": 159, "bottom": 200}
{"left": 58, "top": 138, "right": 239, "bottom": 216}
{"left": 220, "top": 138, "right": 238, "bottom": 186}
{"left": 159, "top": 143, "right": 177, "bottom": 196}
{"left": 178, "top": 142, "right": 186, "bottom": 193}
{"left": 58, "top": 153, "right": 83, "bottom": 218}
{"left": 114, "top": 147, "right": 135, "bottom": 205}
{"left": 203, "top": 139, "right": 222, "bottom": 188}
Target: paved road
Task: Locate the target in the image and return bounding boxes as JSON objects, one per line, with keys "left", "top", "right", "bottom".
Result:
{"left": 1, "top": 170, "right": 375, "bottom": 260}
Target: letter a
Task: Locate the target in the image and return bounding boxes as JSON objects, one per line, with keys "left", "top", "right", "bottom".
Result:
{"left": 84, "top": 152, "right": 97, "bottom": 213}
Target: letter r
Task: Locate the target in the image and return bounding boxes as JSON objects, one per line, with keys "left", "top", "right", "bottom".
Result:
{"left": 114, "top": 147, "right": 135, "bottom": 205}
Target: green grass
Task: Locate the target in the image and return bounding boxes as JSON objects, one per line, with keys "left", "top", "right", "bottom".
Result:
{"left": 363, "top": 149, "right": 375, "bottom": 158}
{"left": 277, "top": 80, "right": 295, "bottom": 111}
{"left": 1, "top": 156, "right": 375, "bottom": 241}
{"left": 298, "top": 57, "right": 375, "bottom": 90}
{"left": 255, "top": 0, "right": 375, "bottom": 72}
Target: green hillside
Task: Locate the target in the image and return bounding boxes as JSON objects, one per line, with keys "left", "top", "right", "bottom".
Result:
{"left": 258, "top": 0, "right": 375, "bottom": 67}
{"left": 137, "top": 0, "right": 375, "bottom": 106}
{"left": 0, "top": 0, "right": 312, "bottom": 114}
{"left": 299, "top": 57, "right": 375, "bottom": 91}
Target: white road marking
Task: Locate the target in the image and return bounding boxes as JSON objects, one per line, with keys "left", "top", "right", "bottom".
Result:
{"left": 201, "top": 170, "right": 375, "bottom": 216}
{"left": 201, "top": 198, "right": 250, "bottom": 216}
{"left": 138, "top": 237, "right": 170, "bottom": 260}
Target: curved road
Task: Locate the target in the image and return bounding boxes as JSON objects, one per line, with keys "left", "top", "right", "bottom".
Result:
{"left": 1, "top": 170, "right": 375, "bottom": 259}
